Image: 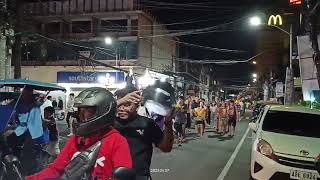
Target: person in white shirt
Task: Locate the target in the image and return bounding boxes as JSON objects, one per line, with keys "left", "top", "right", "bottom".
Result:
{"left": 40, "top": 96, "right": 53, "bottom": 119}
{"left": 65, "top": 93, "right": 75, "bottom": 136}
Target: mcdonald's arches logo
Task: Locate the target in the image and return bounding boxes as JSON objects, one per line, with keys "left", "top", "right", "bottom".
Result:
{"left": 268, "top": 15, "right": 283, "bottom": 26}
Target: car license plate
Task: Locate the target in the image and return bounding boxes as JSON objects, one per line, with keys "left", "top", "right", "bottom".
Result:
{"left": 290, "top": 170, "right": 318, "bottom": 180}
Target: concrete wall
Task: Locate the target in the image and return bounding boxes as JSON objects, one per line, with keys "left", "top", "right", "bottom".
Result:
{"left": 151, "top": 21, "right": 176, "bottom": 71}
{"left": 137, "top": 14, "right": 153, "bottom": 68}
{"left": 26, "top": 0, "right": 135, "bottom": 15}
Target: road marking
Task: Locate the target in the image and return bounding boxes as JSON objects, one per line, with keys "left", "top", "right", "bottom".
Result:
{"left": 216, "top": 126, "right": 250, "bottom": 180}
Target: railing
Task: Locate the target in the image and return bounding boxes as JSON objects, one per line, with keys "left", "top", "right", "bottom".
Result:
{"left": 25, "top": 0, "right": 144, "bottom": 16}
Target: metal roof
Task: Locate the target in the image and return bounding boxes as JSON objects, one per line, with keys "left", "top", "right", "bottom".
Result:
{"left": 0, "top": 79, "right": 66, "bottom": 92}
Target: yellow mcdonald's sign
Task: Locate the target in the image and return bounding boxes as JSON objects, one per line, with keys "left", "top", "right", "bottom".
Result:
{"left": 268, "top": 15, "right": 283, "bottom": 26}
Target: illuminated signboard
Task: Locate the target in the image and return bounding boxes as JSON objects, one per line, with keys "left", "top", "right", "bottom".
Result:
{"left": 268, "top": 15, "right": 283, "bottom": 26}
{"left": 289, "top": 0, "right": 302, "bottom": 5}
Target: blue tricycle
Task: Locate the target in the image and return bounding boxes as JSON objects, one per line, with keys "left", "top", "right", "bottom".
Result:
{"left": 0, "top": 79, "right": 66, "bottom": 180}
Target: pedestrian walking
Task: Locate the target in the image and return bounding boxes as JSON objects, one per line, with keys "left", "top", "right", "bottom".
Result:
{"left": 218, "top": 102, "right": 227, "bottom": 135}
{"left": 227, "top": 100, "right": 238, "bottom": 137}
{"left": 65, "top": 93, "right": 75, "bottom": 136}
{"left": 175, "top": 96, "right": 187, "bottom": 146}
{"left": 210, "top": 103, "right": 218, "bottom": 130}
{"left": 194, "top": 101, "right": 207, "bottom": 137}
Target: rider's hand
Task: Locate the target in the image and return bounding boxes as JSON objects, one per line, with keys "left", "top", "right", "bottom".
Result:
{"left": 4, "top": 130, "right": 14, "bottom": 137}
{"left": 164, "top": 109, "right": 175, "bottom": 126}
{"left": 117, "top": 91, "right": 141, "bottom": 106}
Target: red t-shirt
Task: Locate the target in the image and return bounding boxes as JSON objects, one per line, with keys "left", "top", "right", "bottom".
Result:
{"left": 26, "top": 128, "right": 132, "bottom": 180}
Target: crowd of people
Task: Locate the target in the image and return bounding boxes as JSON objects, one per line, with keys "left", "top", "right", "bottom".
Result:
{"left": 172, "top": 95, "right": 251, "bottom": 146}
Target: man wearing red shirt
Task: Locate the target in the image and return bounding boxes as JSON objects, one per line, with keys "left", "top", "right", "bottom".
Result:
{"left": 26, "top": 87, "right": 133, "bottom": 180}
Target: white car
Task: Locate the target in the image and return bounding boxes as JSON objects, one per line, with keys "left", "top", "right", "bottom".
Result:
{"left": 249, "top": 105, "right": 320, "bottom": 180}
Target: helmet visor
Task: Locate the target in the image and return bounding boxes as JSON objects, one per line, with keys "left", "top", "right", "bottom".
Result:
{"left": 77, "top": 106, "right": 97, "bottom": 122}
{"left": 145, "top": 100, "right": 171, "bottom": 117}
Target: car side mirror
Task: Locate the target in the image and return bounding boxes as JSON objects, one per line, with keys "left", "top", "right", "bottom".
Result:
{"left": 249, "top": 122, "right": 257, "bottom": 133}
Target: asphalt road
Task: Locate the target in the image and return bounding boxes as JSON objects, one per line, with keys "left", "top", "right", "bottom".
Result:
{"left": 56, "top": 113, "right": 253, "bottom": 180}
{"left": 150, "top": 115, "right": 253, "bottom": 180}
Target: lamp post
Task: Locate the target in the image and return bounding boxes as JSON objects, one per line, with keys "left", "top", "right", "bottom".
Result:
{"left": 105, "top": 36, "right": 119, "bottom": 85}
{"left": 249, "top": 16, "right": 293, "bottom": 105}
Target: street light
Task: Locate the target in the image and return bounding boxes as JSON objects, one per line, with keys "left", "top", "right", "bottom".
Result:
{"left": 249, "top": 15, "right": 294, "bottom": 105}
{"left": 105, "top": 36, "right": 119, "bottom": 85}
{"left": 249, "top": 16, "right": 262, "bottom": 26}
{"left": 252, "top": 61, "right": 257, "bottom": 65}
{"left": 104, "top": 37, "right": 113, "bottom": 45}
{"left": 252, "top": 73, "right": 257, "bottom": 78}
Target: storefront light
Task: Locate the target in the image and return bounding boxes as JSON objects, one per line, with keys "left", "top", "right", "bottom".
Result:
{"left": 109, "top": 77, "right": 116, "bottom": 85}
{"left": 115, "top": 82, "right": 127, "bottom": 89}
{"left": 138, "top": 68, "right": 155, "bottom": 87}
{"left": 98, "top": 76, "right": 107, "bottom": 84}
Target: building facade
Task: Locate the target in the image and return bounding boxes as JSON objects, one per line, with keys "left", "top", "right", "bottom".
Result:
{"left": 17, "top": 0, "right": 176, "bottom": 93}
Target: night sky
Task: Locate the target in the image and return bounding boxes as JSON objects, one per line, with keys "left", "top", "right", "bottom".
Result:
{"left": 139, "top": 0, "right": 290, "bottom": 85}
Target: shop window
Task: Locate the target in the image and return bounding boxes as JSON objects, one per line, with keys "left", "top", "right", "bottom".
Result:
{"left": 72, "top": 21, "right": 91, "bottom": 33}
{"left": 45, "top": 22, "right": 60, "bottom": 34}
{"left": 100, "top": 19, "right": 127, "bottom": 32}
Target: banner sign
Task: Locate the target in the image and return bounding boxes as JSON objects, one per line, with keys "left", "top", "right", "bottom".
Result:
{"left": 276, "top": 82, "right": 284, "bottom": 97}
{"left": 57, "top": 71, "right": 125, "bottom": 84}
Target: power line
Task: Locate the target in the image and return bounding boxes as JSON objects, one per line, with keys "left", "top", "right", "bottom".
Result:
{"left": 143, "top": 6, "right": 235, "bottom": 12}
{"left": 138, "top": 16, "right": 248, "bottom": 38}
{"left": 140, "top": 0, "right": 241, "bottom": 9}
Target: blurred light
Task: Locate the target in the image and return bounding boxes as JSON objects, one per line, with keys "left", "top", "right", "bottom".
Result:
{"left": 58, "top": 83, "right": 105, "bottom": 89}
{"left": 289, "top": 0, "right": 302, "bottom": 5}
{"left": 138, "top": 68, "right": 155, "bottom": 87}
{"left": 252, "top": 73, "right": 257, "bottom": 78}
{"left": 105, "top": 37, "right": 113, "bottom": 45}
{"left": 98, "top": 76, "right": 107, "bottom": 84}
{"left": 115, "top": 82, "right": 126, "bottom": 89}
{"left": 129, "top": 67, "right": 133, "bottom": 76}
{"left": 160, "top": 77, "right": 167, "bottom": 82}
{"left": 252, "top": 61, "right": 257, "bottom": 65}
{"left": 249, "top": 16, "right": 262, "bottom": 26}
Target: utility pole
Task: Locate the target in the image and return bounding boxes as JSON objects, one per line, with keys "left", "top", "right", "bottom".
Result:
{"left": 284, "top": 25, "right": 294, "bottom": 105}
{"left": 0, "top": 0, "right": 7, "bottom": 80}
{"left": 12, "top": 0, "right": 23, "bottom": 79}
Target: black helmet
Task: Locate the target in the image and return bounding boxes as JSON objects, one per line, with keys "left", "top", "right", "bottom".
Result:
{"left": 142, "top": 80, "right": 175, "bottom": 117}
{"left": 73, "top": 87, "right": 117, "bottom": 136}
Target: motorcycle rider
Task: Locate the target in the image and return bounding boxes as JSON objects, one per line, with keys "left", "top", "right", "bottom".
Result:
{"left": 26, "top": 87, "right": 133, "bottom": 180}
{"left": 114, "top": 81, "right": 174, "bottom": 180}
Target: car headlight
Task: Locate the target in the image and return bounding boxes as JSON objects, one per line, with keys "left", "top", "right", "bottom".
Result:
{"left": 257, "top": 139, "right": 278, "bottom": 161}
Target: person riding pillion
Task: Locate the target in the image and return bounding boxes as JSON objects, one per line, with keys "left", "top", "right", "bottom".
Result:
{"left": 115, "top": 81, "right": 175, "bottom": 180}
{"left": 26, "top": 87, "right": 134, "bottom": 180}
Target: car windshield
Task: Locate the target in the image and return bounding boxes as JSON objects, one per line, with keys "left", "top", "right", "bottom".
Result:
{"left": 262, "top": 110, "right": 320, "bottom": 138}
